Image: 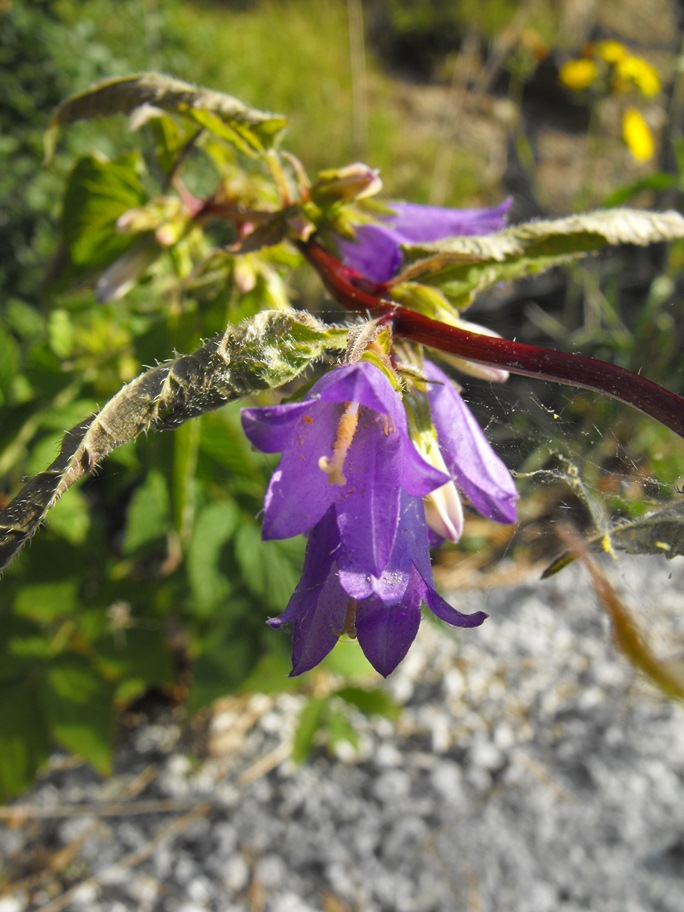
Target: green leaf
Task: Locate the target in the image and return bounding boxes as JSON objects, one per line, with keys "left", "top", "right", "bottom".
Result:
{"left": 123, "top": 469, "right": 171, "bottom": 555}
{"left": 48, "top": 487, "right": 91, "bottom": 546}
{"left": 47, "top": 73, "right": 288, "bottom": 159}
{"left": 40, "top": 656, "right": 115, "bottom": 775}
{"left": 0, "top": 324, "right": 21, "bottom": 400}
{"left": 398, "top": 209, "right": 684, "bottom": 308}
{"left": 14, "top": 579, "right": 80, "bottom": 621}
{"left": 292, "top": 697, "right": 326, "bottom": 764}
{"left": 186, "top": 500, "right": 240, "bottom": 614}
{"left": 0, "top": 682, "right": 51, "bottom": 802}
{"left": 234, "top": 522, "right": 304, "bottom": 612}
{"left": 187, "top": 605, "right": 261, "bottom": 713}
{"left": 580, "top": 551, "right": 684, "bottom": 702}
{"left": 325, "top": 706, "right": 359, "bottom": 753}
{"left": 94, "top": 627, "right": 173, "bottom": 692}
{"left": 61, "top": 153, "right": 147, "bottom": 269}
{"left": 335, "top": 685, "right": 400, "bottom": 719}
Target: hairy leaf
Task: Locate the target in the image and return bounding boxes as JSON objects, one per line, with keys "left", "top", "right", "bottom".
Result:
{"left": 46, "top": 73, "right": 288, "bottom": 159}
{"left": 397, "top": 209, "right": 684, "bottom": 307}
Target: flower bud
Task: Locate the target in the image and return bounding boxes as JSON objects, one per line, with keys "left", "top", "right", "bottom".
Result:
{"left": 310, "top": 163, "right": 382, "bottom": 205}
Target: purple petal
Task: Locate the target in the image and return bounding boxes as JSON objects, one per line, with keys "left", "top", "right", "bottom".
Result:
{"left": 385, "top": 199, "right": 512, "bottom": 243}
{"left": 334, "top": 418, "right": 402, "bottom": 574}
{"left": 337, "top": 561, "right": 411, "bottom": 604}
{"left": 424, "top": 581, "right": 488, "bottom": 629}
{"left": 425, "top": 361, "right": 518, "bottom": 524}
{"left": 355, "top": 594, "right": 422, "bottom": 677}
{"left": 260, "top": 401, "right": 343, "bottom": 539}
{"left": 288, "top": 570, "right": 349, "bottom": 675}
{"left": 267, "top": 510, "right": 349, "bottom": 676}
{"left": 339, "top": 199, "right": 511, "bottom": 282}
{"left": 337, "top": 224, "right": 403, "bottom": 284}
{"left": 316, "top": 362, "right": 408, "bottom": 428}
{"left": 241, "top": 399, "right": 315, "bottom": 453}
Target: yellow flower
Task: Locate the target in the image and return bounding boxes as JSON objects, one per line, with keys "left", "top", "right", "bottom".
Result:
{"left": 622, "top": 108, "right": 655, "bottom": 161}
{"left": 616, "top": 56, "right": 661, "bottom": 97}
{"left": 559, "top": 58, "right": 598, "bottom": 91}
{"left": 595, "top": 40, "right": 628, "bottom": 64}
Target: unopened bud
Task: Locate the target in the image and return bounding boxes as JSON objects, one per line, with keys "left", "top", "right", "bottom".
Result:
{"left": 311, "top": 163, "right": 382, "bottom": 205}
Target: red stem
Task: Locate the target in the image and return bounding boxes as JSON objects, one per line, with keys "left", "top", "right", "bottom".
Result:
{"left": 300, "top": 239, "right": 684, "bottom": 439}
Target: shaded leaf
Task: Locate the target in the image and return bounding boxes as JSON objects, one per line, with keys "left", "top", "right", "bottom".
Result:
{"left": 0, "top": 682, "right": 50, "bottom": 802}
{"left": 94, "top": 627, "right": 173, "bottom": 692}
{"left": 40, "top": 656, "right": 115, "bottom": 774}
{"left": 186, "top": 500, "right": 241, "bottom": 614}
{"left": 123, "top": 469, "right": 171, "bottom": 555}
{"left": 187, "top": 604, "right": 261, "bottom": 714}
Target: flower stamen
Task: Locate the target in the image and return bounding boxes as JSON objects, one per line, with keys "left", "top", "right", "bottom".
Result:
{"left": 318, "top": 401, "right": 360, "bottom": 485}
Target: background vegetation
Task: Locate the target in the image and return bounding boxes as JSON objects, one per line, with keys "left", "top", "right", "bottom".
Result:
{"left": 1, "top": 0, "right": 683, "bottom": 801}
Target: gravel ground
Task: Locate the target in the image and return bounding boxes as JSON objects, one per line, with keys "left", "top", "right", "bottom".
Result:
{"left": 1, "top": 554, "right": 683, "bottom": 912}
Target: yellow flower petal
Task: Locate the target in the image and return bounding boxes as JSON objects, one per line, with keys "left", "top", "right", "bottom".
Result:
{"left": 616, "top": 56, "right": 661, "bottom": 96}
{"left": 622, "top": 108, "right": 655, "bottom": 161}
{"left": 559, "top": 58, "right": 598, "bottom": 91}
{"left": 595, "top": 40, "right": 628, "bottom": 64}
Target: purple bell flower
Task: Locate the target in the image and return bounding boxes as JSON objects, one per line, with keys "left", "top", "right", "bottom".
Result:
{"left": 241, "top": 361, "right": 448, "bottom": 576}
{"left": 268, "top": 498, "right": 487, "bottom": 677}
{"left": 242, "top": 358, "right": 518, "bottom": 676}
{"left": 338, "top": 198, "right": 512, "bottom": 283}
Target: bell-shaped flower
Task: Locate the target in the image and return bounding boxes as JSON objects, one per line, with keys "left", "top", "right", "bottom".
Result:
{"left": 338, "top": 198, "right": 512, "bottom": 283}
{"left": 268, "top": 497, "right": 486, "bottom": 677}
{"left": 241, "top": 361, "right": 448, "bottom": 577}
{"left": 425, "top": 361, "right": 518, "bottom": 526}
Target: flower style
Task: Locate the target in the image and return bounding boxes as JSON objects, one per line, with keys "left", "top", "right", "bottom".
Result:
{"left": 242, "top": 358, "right": 518, "bottom": 677}
{"left": 337, "top": 198, "right": 512, "bottom": 283}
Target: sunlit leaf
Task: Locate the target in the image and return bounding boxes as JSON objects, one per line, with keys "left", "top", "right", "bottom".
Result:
{"left": 579, "top": 550, "right": 684, "bottom": 701}
{"left": 397, "top": 209, "right": 684, "bottom": 307}
{"left": 292, "top": 697, "right": 326, "bottom": 764}
{"left": 325, "top": 706, "right": 359, "bottom": 753}
{"left": 336, "top": 685, "right": 400, "bottom": 719}
{"left": 61, "top": 153, "right": 147, "bottom": 268}
{"left": 47, "top": 73, "right": 287, "bottom": 159}
{"left": 13, "top": 578, "right": 79, "bottom": 621}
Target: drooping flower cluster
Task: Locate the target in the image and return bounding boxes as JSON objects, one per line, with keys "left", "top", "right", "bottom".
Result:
{"left": 241, "top": 359, "right": 517, "bottom": 676}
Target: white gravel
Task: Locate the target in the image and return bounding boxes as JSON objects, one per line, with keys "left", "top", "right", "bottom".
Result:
{"left": 1, "top": 554, "right": 683, "bottom": 912}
